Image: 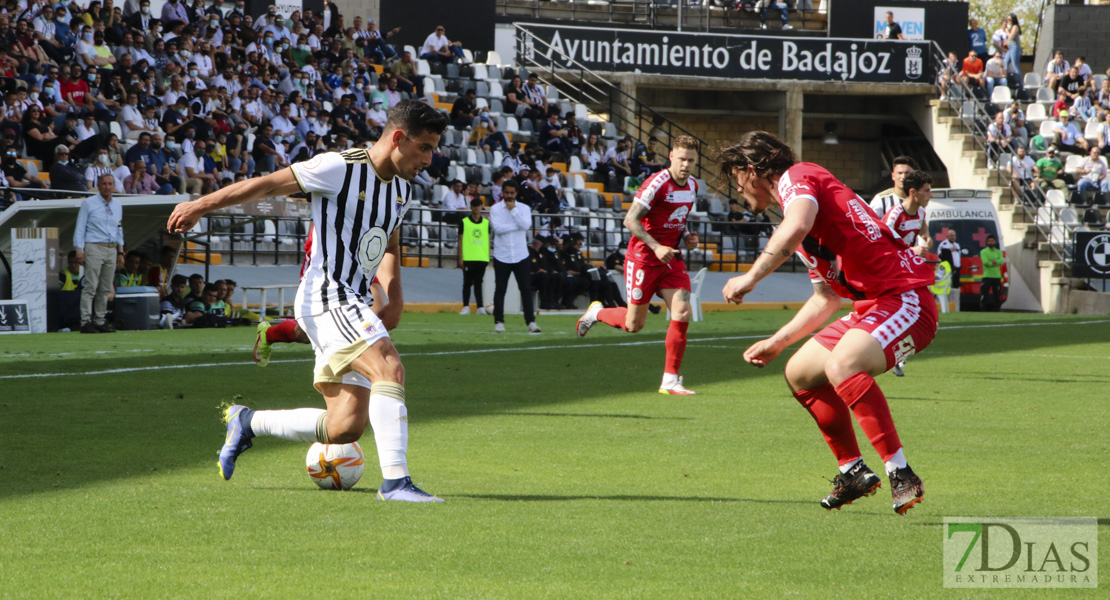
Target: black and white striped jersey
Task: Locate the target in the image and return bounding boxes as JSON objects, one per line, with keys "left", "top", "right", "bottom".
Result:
{"left": 291, "top": 149, "right": 411, "bottom": 316}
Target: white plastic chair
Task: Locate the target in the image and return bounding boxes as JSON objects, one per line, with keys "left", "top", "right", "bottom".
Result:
{"left": 688, "top": 267, "right": 708, "bottom": 322}
{"left": 485, "top": 50, "right": 503, "bottom": 67}
{"left": 991, "top": 86, "right": 1012, "bottom": 105}
{"left": 1064, "top": 154, "right": 1084, "bottom": 175}
{"left": 1045, "top": 189, "right": 1067, "bottom": 208}
{"left": 1025, "top": 103, "right": 1048, "bottom": 124}
{"left": 1038, "top": 120, "right": 1056, "bottom": 140}
{"left": 417, "top": 60, "right": 431, "bottom": 77}
{"left": 1023, "top": 72, "right": 1042, "bottom": 90}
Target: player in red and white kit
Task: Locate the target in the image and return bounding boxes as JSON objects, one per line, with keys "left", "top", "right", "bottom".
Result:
{"left": 718, "top": 131, "right": 935, "bottom": 515}
{"left": 880, "top": 169, "right": 933, "bottom": 377}
{"left": 575, "top": 135, "right": 701, "bottom": 395}
{"left": 882, "top": 169, "right": 932, "bottom": 256}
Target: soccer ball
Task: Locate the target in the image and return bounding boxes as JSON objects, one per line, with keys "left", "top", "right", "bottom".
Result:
{"left": 305, "top": 442, "right": 366, "bottom": 490}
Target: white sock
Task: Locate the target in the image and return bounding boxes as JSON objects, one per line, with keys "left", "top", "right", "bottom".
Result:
{"left": 250, "top": 408, "right": 325, "bottom": 442}
{"left": 839, "top": 458, "right": 862, "bottom": 474}
{"left": 368, "top": 383, "right": 410, "bottom": 480}
{"left": 884, "top": 448, "right": 908, "bottom": 475}
{"left": 661, "top": 372, "right": 679, "bottom": 387}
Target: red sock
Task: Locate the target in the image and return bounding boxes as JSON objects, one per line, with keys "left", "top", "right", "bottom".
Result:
{"left": 266, "top": 319, "right": 299, "bottom": 344}
{"left": 793, "top": 384, "right": 861, "bottom": 466}
{"left": 835, "top": 372, "right": 902, "bottom": 462}
{"left": 597, "top": 307, "right": 629, "bottom": 331}
{"left": 664, "top": 320, "right": 688, "bottom": 374}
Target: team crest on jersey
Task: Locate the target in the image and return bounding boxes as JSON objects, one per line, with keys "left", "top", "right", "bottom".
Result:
{"left": 396, "top": 196, "right": 404, "bottom": 212}
{"left": 356, "top": 227, "right": 388, "bottom": 277}
{"left": 362, "top": 321, "right": 378, "bottom": 334}
{"left": 632, "top": 288, "right": 643, "bottom": 300}
{"left": 358, "top": 190, "right": 366, "bottom": 201}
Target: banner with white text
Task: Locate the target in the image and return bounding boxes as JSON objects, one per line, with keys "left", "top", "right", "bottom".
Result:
{"left": 518, "top": 24, "right": 932, "bottom": 84}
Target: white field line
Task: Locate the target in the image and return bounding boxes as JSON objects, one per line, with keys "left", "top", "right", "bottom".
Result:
{"left": 1, "top": 320, "right": 1107, "bottom": 380}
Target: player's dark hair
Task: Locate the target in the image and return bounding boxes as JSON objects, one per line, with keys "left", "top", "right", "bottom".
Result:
{"left": 385, "top": 99, "right": 447, "bottom": 138}
{"left": 501, "top": 180, "right": 519, "bottom": 193}
{"left": 892, "top": 155, "right": 918, "bottom": 170}
{"left": 716, "top": 130, "right": 797, "bottom": 182}
{"left": 67, "top": 249, "right": 77, "bottom": 259}
{"left": 202, "top": 284, "right": 221, "bottom": 295}
{"left": 126, "top": 250, "right": 144, "bottom": 261}
{"left": 171, "top": 274, "right": 188, "bottom": 286}
{"left": 903, "top": 170, "right": 932, "bottom": 194}
{"left": 188, "top": 273, "right": 204, "bottom": 281}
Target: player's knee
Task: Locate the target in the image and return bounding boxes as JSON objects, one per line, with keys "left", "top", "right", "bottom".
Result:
{"left": 671, "top": 306, "right": 691, "bottom": 322}
{"left": 784, "top": 356, "right": 821, "bottom": 392}
{"left": 824, "top": 356, "right": 864, "bottom": 388}
{"left": 329, "top": 413, "right": 369, "bottom": 444}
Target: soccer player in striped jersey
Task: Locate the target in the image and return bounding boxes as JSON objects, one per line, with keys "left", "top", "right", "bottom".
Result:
{"left": 574, "top": 135, "right": 701, "bottom": 395}
{"left": 168, "top": 100, "right": 449, "bottom": 502}
{"left": 719, "top": 131, "right": 935, "bottom": 515}
{"left": 881, "top": 169, "right": 933, "bottom": 376}
{"left": 868, "top": 156, "right": 917, "bottom": 219}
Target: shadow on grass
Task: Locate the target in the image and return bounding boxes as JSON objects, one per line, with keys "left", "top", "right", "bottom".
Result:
{"left": 1, "top": 314, "right": 1108, "bottom": 502}
{"left": 495, "top": 412, "right": 691, "bottom": 420}
{"left": 449, "top": 493, "right": 814, "bottom": 505}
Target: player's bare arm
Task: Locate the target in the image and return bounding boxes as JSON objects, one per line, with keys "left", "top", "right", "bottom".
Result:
{"left": 743, "top": 281, "right": 842, "bottom": 368}
{"left": 624, "top": 202, "right": 673, "bottom": 263}
{"left": 375, "top": 228, "right": 404, "bottom": 331}
{"left": 723, "top": 199, "right": 816, "bottom": 303}
{"left": 167, "top": 169, "right": 303, "bottom": 233}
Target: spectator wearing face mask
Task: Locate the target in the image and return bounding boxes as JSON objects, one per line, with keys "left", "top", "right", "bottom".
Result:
{"left": 86, "top": 148, "right": 123, "bottom": 193}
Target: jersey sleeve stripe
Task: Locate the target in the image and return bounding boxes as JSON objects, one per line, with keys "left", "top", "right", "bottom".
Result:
{"left": 635, "top": 171, "right": 669, "bottom": 207}
{"left": 794, "top": 194, "right": 819, "bottom": 207}
{"left": 290, "top": 164, "right": 309, "bottom": 194}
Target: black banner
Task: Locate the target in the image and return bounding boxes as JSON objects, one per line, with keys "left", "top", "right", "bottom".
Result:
{"left": 0, "top": 301, "right": 31, "bottom": 333}
{"left": 519, "top": 24, "right": 932, "bottom": 84}
{"left": 1073, "top": 231, "right": 1110, "bottom": 279}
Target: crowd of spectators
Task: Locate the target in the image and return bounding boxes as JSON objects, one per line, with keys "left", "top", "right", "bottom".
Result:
{"left": 0, "top": 0, "right": 482, "bottom": 207}
{"left": 954, "top": 17, "right": 1110, "bottom": 225}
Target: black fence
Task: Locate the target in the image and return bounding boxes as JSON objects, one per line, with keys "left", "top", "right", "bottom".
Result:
{"left": 188, "top": 207, "right": 792, "bottom": 273}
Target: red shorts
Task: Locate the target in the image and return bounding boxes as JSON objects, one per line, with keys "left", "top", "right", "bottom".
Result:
{"left": 813, "top": 287, "right": 938, "bottom": 371}
{"left": 624, "top": 258, "right": 690, "bottom": 305}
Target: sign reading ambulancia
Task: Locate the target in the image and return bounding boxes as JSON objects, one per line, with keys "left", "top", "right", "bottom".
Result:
{"left": 519, "top": 24, "right": 931, "bottom": 83}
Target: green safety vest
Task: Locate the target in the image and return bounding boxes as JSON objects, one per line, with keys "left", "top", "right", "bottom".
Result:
{"left": 461, "top": 217, "right": 490, "bottom": 262}
{"left": 60, "top": 269, "right": 80, "bottom": 291}
{"left": 929, "top": 261, "right": 952, "bottom": 296}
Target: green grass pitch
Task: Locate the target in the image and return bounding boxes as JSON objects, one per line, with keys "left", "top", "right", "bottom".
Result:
{"left": 0, "top": 310, "right": 1106, "bottom": 599}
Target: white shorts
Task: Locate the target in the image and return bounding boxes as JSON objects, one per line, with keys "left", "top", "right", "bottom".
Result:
{"left": 297, "top": 302, "right": 390, "bottom": 391}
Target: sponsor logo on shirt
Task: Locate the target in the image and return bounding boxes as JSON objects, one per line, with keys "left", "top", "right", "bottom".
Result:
{"left": 664, "top": 205, "right": 689, "bottom": 228}
{"left": 847, "top": 197, "right": 883, "bottom": 241}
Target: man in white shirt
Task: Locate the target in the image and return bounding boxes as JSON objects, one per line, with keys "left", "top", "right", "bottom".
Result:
{"left": 1008, "top": 145, "right": 1035, "bottom": 201}
{"left": 489, "top": 181, "right": 540, "bottom": 334}
{"left": 441, "top": 178, "right": 468, "bottom": 212}
{"left": 986, "top": 112, "right": 1013, "bottom": 168}
{"left": 419, "top": 25, "right": 464, "bottom": 63}
{"left": 936, "top": 230, "right": 962, "bottom": 312}
{"left": 270, "top": 104, "right": 297, "bottom": 138}
{"left": 119, "top": 92, "right": 147, "bottom": 139}
{"left": 1077, "top": 146, "right": 1110, "bottom": 195}
{"left": 983, "top": 50, "right": 1007, "bottom": 98}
